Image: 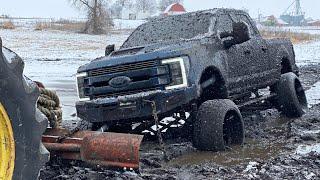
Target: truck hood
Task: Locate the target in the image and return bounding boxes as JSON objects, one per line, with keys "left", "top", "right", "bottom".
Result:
{"left": 78, "top": 39, "right": 204, "bottom": 73}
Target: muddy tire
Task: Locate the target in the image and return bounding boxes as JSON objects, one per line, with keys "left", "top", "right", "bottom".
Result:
{"left": 0, "top": 41, "right": 49, "bottom": 180}
{"left": 275, "top": 72, "right": 308, "bottom": 118}
{"left": 192, "top": 99, "right": 244, "bottom": 151}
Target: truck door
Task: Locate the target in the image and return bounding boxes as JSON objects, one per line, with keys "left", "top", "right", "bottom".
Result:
{"left": 217, "top": 14, "right": 257, "bottom": 94}
{"left": 235, "top": 14, "right": 274, "bottom": 88}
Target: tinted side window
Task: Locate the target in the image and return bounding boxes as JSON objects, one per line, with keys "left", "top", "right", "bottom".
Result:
{"left": 237, "top": 14, "right": 257, "bottom": 37}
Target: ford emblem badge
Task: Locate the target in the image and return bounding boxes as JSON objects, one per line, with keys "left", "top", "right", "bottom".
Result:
{"left": 109, "top": 76, "right": 131, "bottom": 88}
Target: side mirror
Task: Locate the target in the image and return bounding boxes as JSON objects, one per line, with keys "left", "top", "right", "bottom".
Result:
{"left": 222, "top": 37, "right": 236, "bottom": 49}
{"left": 105, "top": 44, "right": 115, "bottom": 56}
{"left": 219, "top": 31, "right": 236, "bottom": 49}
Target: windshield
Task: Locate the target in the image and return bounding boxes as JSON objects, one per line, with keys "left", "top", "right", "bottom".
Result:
{"left": 121, "top": 12, "right": 215, "bottom": 49}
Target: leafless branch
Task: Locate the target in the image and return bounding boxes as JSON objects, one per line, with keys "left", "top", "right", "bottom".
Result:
{"left": 78, "top": 0, "right": 94, "bottom": 10}
{"left": 68, "top": 0, "right": 113, "bottom": 34}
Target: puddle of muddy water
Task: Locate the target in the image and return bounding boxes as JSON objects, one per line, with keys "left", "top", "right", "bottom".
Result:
{"left": 169, "top": 140, "right": 284, "bottom": 167}
{"left": 306, "top": 81, "right": 320, "bottom": 107}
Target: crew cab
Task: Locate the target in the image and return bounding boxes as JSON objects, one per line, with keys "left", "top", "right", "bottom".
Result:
{"left": 76, "top": 9, "right": 307, "bottom": 151}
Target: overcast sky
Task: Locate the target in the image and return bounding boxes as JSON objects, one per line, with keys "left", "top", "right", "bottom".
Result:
{"left": 1, "top": 0, "right": 320, "bottom": 19}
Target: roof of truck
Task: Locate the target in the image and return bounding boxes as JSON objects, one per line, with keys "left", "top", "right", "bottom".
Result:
{"left": 168, "top": 8, "right": 247, "bottom": 17}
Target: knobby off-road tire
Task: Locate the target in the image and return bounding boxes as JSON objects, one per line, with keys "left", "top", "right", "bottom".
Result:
{"left": 193, "top": 99, "right": 244, "bottom": 151}
{"left": 0, "top": 41, "right": 49, "bottom": 180}
{"left": 275, "top": 72, "right": 308, "bottom": 118}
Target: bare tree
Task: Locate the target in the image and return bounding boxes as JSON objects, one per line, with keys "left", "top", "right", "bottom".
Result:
{"left": 159, "top": 0, "right": 184, "bottom": 12}
{"left": 69, "top": 0, "right": 113, "bottom": 34}
{"left": 110, "top": 0, "right": 133, "bottom": 18}
{"left": 136, "top": 0, "right": 156, "bottom": 13}
{"left": 115, "top": 0, "right": 129, "bottom": 7}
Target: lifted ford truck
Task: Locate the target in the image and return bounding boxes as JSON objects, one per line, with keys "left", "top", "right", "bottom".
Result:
{"left": 76, "top": 9, "right": 307, "bottom": 151}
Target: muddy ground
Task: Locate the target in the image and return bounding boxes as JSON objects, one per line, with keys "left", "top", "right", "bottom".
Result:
{"left": 39, "top": 64, "right": 320, "bottom": 180}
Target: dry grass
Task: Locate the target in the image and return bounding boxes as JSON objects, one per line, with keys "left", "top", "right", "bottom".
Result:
{"left": 34, "top": 22, "right": 51, "bottom": 31}
{"left": 50, "top": 22, "right": 86, "bottom": 32}
{"left": 34, "top": 20, "right": 86, "bottom": 32}
{"left": 1, "top": 21, "right": 15, "bottom": 29}
{"left": 260, "top": 29, "right": 320, "bottom": 44}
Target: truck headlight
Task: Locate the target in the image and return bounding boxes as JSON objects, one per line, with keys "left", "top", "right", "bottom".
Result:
{"left": 76, "top": 72, "right": 90, "bottom": 101}
{"left": 162, "top": 57, "right": 188, "bottom": 90}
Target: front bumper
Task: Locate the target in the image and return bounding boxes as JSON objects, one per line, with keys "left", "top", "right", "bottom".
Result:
{"left": 76, "top": 85, "right": 197, "bottom": 124}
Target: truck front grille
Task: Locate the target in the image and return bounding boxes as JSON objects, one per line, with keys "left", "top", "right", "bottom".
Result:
{"left": 90, "top": 60, "right": 158, "bottom": 77}
{"left": 84, "top": 60, "right": 170, "bottom": 99}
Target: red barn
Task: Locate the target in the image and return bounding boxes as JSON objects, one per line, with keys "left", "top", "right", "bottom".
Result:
{"left": 163, "top": 3, "right": 186, "bottom": 16}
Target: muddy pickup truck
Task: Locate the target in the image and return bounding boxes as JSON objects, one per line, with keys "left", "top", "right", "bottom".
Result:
{"left": 76, "top": 9, "right": 308, "bottom": 151}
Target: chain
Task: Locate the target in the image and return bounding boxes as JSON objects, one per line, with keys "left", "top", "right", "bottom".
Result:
{"left": 144, "top": 100, "right": 168, "bottom": 161}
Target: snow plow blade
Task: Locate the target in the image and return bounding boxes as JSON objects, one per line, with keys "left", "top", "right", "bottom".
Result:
{"left": 42, "top": 128, "right": 143, "bottom": 170}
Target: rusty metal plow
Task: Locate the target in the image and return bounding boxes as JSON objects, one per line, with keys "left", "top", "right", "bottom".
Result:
{"left": 42, "top": 128, "right": 143, "bottom": 170}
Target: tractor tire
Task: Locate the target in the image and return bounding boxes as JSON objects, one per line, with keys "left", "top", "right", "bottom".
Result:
{"left": 274, "top": 72, "right": 308, "bottom": 118}
{"left": 193, "top": 99, "right": 244, "bottom": 151}
{"left": 0, "top": 40, "right": 49, "bottom": 180}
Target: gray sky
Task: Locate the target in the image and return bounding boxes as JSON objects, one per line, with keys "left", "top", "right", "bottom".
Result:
{"left": 0, "top": 0, "right": 320, "bottom": 19}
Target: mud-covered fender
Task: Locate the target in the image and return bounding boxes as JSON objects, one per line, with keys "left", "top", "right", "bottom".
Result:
{"left": 210, "top": 50, "right": 231, "bottom": 87}
{"left": 268, "top": 39, "right": 298, "bottom": 75}
{"left": 276, "top": 45, "right": 290, "bottom": 70}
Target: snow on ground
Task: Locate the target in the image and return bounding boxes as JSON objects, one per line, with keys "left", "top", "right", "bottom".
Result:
{"left": 296, "top": 144, "right": 320, "bottom": 155}
{"left": 259, "top": 25, "right": 320, "bottom": 66}
{"left": 260, "top": 25, "right": 320, "bottom": 35}
{"left": 0, "top": 17, "right": 145, "bottom": 30}
{"left": 294, "top": 41, "right": 320, "bottom": 66}
{"left": 306, "top": 81, "right": 320, "bottom": 107}
{"left": 0, "top": 28, "right": 130, "bottom": 60}
{"left": 0, "top": 28, "right": 131, "bottom": 120}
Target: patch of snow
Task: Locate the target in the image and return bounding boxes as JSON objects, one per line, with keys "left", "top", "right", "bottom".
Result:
{"left": 260, "top": 26, "right": 320, "bottom": 66}
{"left": 0, "top": 28, "right": 130, "bottom": 60}
{"left": 243, "top": 161, "right": 259, "bottom": 172}
{"left": 185, "top": 112, "right": 190, "bottom": 119}
{"left": 305, "top": 172, "right": 316, "bottom": 180}
{"left": 260, "top": 26, "right": 320, "bottom": 35}
{"left": 0, "top": 28, "right": 131, "bottom": 121}
{"left": 295, "top": 144, "right": 320, "bottom": 155}
{"left": 294, "top": 41, "right": 320, "bottom": 66}
{"left": 122, "top": 170, "right": 138, "bottom": 176}
{"left": 303, "top": 130, "right": 320, "bottom": 134}
{"left": 161, "top": 117, "right": 176, "bottom": 124}
{"left": 2, "top": 47, "right": 17, "bottom": 63}
{"left": 306, "top": 81, "right": 320, "bottom": 106}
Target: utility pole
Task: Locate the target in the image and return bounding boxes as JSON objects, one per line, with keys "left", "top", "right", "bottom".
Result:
{"left": 295, "top": 0, "right": 302, "bottom": 16}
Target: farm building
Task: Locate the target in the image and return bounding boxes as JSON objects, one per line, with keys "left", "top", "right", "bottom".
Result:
{"left": 259, "top": 15, "right": 289, "bottom": 26}
{"left": 163, "top": 3, "right": 186, "bottom": 16}
{"left": 307, "top": 20, "right": 320, "bottom": 26}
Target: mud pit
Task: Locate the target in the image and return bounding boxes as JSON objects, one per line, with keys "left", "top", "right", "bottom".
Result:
{"left": 39, "top": 64, "right": 320, "bottom": 180}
